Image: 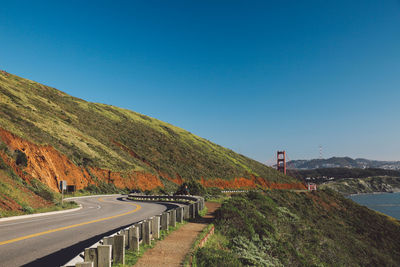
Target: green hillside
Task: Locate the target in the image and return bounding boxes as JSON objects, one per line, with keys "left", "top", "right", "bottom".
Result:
{"left": 0, "top": 71, "right": 300, "bottom": 198}
{"left": 195, "top": 190, "right": 400, "bottom": 266}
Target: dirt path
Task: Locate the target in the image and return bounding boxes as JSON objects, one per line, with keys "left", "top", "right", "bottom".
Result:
{"left": 134, "top": 202, "right": 220, "bottom": 267}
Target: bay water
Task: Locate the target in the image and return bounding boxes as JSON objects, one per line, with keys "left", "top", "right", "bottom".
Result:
{"left": 349, "top": 192, "right": 400, "bottom": 220}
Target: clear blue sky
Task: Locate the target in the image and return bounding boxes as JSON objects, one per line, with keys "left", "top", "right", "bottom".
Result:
{"left": 1, "top": 1, "right": 400, "bottom": 162}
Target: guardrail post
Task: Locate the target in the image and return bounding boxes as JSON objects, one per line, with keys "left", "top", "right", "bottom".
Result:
{"left": 140, "top": 221, "right": 146, "bottom": 241}
{"left": 76, "top": 262, "right": 93, "bottom": 267}
{"left": 84, "top": 248, "right": 97, "bottom": 267}
{"left": 176, "top": 207, "right": 183, "bottom": 223}
{"left": 183, "top": 206, "right": 190, "bottom": 220}
{"left": 189, "top": 204, "right": 195, "bottom": 219}
{"left": 169, "top": 209, "right": 176, "bottom": 227}
{"left": 161, "top": 212, "right": 169, "bottom": 231}
{"left": 195, "top": 202, "right": 199, "bottom": 217}
{"left": 129, "top": 226, "right": 139, "bottom": 252}
{"left": 97, "top": 245, "right": 111, "bottom": 267}
{"left": 152, "top": 216, "right": 160, "bottom": 239}
{"left": 121, "top": 229, "right": 129, "bottom": 248}
{"left": 144, "top": 220, "right": 151, "bottom": 245}
{"left": 103, "top": 236, "right": 114, "bottom": 247}
{"left": 113, "top": 235, "right": 125, "bottom": 265}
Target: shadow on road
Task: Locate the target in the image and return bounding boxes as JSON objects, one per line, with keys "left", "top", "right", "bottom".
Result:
{"left": 23, "top": 200, "right": 179, "bottom": 267}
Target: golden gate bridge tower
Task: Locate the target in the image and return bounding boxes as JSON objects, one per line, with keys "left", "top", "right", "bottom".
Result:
{"left": 277, "top": 151, "right": 286, "bottom": 175}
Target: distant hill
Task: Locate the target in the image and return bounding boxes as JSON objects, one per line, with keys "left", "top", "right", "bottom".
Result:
{"left": 287, "top": 157, "right": 400, "bottom": 170}
{"left": 287, "top": 167, "right": 400, "bottom": 181}
{"left": 0, "top": 71, "right": 303, "bottom": 214}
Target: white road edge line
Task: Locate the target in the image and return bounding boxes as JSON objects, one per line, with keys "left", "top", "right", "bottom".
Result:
{"left": 0, "top": 194, "right": 122, "bottom": 223}
{"left": 0, "top": 205, "right": 83, "bottom": 223}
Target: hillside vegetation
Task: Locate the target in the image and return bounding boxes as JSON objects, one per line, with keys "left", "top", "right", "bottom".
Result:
{"left": 0, "top": 71, "right": 303, "bottom": 213}
{"left": 195, "top": 190, "right": 400, "bottom": 266}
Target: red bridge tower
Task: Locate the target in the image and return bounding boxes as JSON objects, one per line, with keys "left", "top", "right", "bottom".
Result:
{"left": 277, "top": 151, "right": 286, "bottom": 174}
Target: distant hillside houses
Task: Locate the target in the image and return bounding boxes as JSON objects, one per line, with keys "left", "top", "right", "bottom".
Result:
{"left": 287, "top": 157, "right": 400, "bottom": 170}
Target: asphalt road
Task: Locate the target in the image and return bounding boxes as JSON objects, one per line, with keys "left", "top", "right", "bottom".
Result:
{"left": 0, "top": 195, "right": 170, "bottom": 267}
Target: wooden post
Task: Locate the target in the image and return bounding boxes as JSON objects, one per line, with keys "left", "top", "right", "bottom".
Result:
{"left": 169, "top": 209, "right": 176, "bottom": 227}
{"left": 76, "top": 262, "right": 93, "bottom": 267}
{"left": 113, "top": 235, "right": 125, "bottom": 265}
{"left": 129, "top": 226, "right": 139, "bottom": 252}
{"left": 161, "top": 212, "right": 169, "bottom": 231}
{"left": 144, "top": 221, "right": 151, "bottom": 245}
{"left": 84, "top": 248, "right": 97, "bottom": 267}
{"left": 97, "top": 245, "right": 111, "bottom": 267}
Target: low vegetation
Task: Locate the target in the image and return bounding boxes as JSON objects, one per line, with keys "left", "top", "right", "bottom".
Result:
{"left": 194, "top": 190, "right": 400, "bottom": 266}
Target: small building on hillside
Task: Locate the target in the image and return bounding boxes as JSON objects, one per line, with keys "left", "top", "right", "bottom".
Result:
{"left": 307, "top": 183, "right": 317, "bottom": 191}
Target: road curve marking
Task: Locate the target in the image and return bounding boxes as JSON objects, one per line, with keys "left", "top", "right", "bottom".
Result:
{"left": 0, "top": 200, "right": 141, "bottom": 246}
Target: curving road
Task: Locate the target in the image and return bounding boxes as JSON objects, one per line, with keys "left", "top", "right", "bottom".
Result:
{"left": 0, "top": 195, "right": 169, "bottom": 267}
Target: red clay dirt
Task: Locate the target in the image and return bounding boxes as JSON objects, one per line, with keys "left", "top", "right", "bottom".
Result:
{"left": 134, "top": 202, "right": 221, "bottom": 267}
{"left": 200, "top": 176, "right": 306, "bottom": 190}
{"left": 0, "top": 126, "right": 305, "bottom": 202}
{"left": 0, "top": 127, "right": 163, "bottom": 192}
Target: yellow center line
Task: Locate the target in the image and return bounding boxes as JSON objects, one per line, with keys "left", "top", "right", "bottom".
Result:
{"left": 0, "top": 198, "right": 141, "bottom": 246}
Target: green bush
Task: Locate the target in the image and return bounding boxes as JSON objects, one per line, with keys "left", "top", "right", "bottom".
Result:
{"left": 206, "top": 187, "right": 222, "bottom": 196}
{"left": 15, "top": 150, "right": 28, "bottom": 167}
{"left": 231, "top": 235, "right": 282, "bottom": 266}
{"left": 22, "top": 205, "right": 34, "bottom": 214}
{"left": 195, "top": 247, "right": 242, "bottom": 267}
{"left": 175, "top": 181, "right": 207, "bottom": 196}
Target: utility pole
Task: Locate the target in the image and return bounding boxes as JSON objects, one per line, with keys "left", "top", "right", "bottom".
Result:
{"left": 319, "top": 145, "right": 323, "bottom": 159}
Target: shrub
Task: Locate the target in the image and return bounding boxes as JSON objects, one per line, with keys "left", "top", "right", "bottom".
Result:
{"left": 187, "top": 181, "right": 207, "bottom": 196}
{"left": 175, "top": 181, "right": 207, "bottom": 196}
{"left": 206, "top": 187, "right": 222, "bottom": 196}
{"left": 195, "top": 247, "right": 242, "bottom": 267}
{"left": 231, "top": 235, "right": 282, "bottom": 266}
{"left": 22, "top": 205, "right": 34, "bottom": 214}
{"left": 15, "top": 150, "right": 28, "bottom": 167}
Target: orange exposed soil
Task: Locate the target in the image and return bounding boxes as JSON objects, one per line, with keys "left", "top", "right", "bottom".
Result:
{"left": 0, "top": 127, "right": 304, "bottom": 196}
{"left": 200, "top": 176, "right": 306, "bottom": 190}
{"left": 158, "top": 171, "right": 184, "bottom": 185}
{"left": 0, "top": 128, "right": 163, "bottom": 192}
{"left": 0, "top": 128, "right": 94, "bottom": 191}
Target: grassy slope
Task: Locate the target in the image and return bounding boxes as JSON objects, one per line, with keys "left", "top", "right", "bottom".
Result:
{"left": 0, "top": 71, "right": 297, "bottom": 190}
{"left": 0, "top": 155, "right": 77, "bottom": 217}
{"left": 196, "top": 190, "right": 400, "bottom": 266}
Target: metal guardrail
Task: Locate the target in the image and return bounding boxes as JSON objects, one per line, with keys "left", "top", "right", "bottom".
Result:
{"left": 61, "top": 195, "right": 204, "bottom": 267}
